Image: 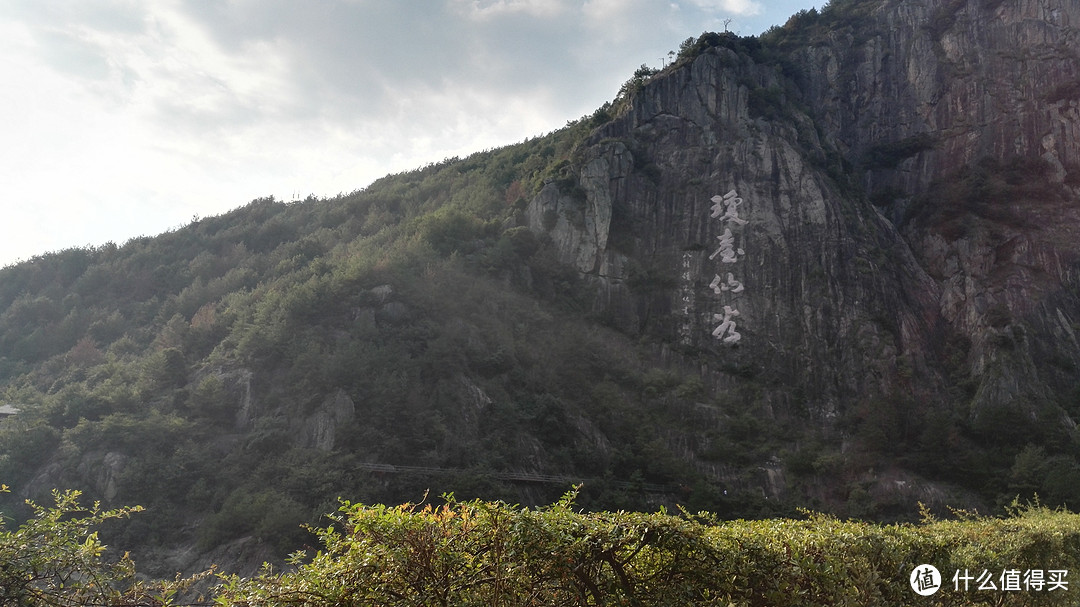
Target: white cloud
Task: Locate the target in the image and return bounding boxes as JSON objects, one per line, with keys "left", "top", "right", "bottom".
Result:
{"left": 678, "top": 0, "right": 764, "bottom": 16}
{"left": 452, "top": 0, "right": 568, "bottom": 20}
{"left": 684, "top": 0, "right": 763, "bottom": 16}
{"left": 0, "top": 0, "right": 819, "bottom": 266}
{"left": 582, "top": 0, "right": 657, "bottom": 40}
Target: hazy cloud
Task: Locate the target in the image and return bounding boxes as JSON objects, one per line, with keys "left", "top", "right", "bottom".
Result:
{"left": 684, "top": 0, "right": 764, "bottom": 16}
{"left": 453, "top": 0, "right": 570, "bottom": 20}
{"left": 0, "top": 0, "right": 820, "bottom": 266}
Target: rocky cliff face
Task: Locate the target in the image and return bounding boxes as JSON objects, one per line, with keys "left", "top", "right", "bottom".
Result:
{"left": 525, "top": 0, "right": 1080, "bottom": 435}
{"left": 6, "top": 0, "right": 1080, "bottom": 579}
{"left": 793, "top": 0, "right": 1080, "bottom": 427}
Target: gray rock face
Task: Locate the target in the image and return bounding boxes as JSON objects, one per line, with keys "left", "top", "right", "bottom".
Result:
{"left": 526, "top": 142, "right": 632, "bottom": 275}
{"left": 790, "top": 0, "right": 1080, "bottom": 426}
{"left": 525, "top": 0, "right": 1080, "bottom": 427}
{"left": 300, "top": 389, "right": 357, "bottom": 452}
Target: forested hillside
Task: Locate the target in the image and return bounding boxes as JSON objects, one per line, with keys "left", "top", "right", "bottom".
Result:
{"left": 3, "top": 0, "right": 1080, "bottom": 580}
{"left": 1, "top": 116, "right": 770, "bottom": 574}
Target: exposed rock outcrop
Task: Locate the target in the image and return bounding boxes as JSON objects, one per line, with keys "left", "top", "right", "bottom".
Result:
{"left": 299, "top": 389, "right": 357, "bottom": 451}
{"left": 788, "top": 0, "right": 1080, "bottom": 426}
{"left": 525, "top": 0, "right": 1080, "bottom": 431}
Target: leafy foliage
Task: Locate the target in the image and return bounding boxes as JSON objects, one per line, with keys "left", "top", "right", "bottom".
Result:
{"left": 216, "top": 492, "right": 1080, "bottom": 607}
{"left": 8, "top": 485, "right": 1080, "bottom": 607}
{"left": 0, "top": 115, "right": 751, "bottom": 572}
{"left": 0, "top": 485, "right": 201, "bottom": 607}
{"left": 0, "top": 5, "right": 1078, "bottom": 583}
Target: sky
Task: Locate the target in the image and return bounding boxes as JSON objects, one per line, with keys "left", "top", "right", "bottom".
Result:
{"left": 0, "top": 0, "right": 821, "bottom": 268}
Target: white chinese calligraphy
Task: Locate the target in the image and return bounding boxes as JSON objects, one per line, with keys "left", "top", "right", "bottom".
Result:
{"left": 712, "top": 305, "right": 741, "bottom": 343}
{"left": 708, "top": 227, "right": 745, "bottom": 263}
{"left": 709, "top": 273, "right": 744, "bottom": 294}
{"left": 710, "top": 190, "right": 748, "bottom": 225}
{"left": 708, "top": 188, "right": 749, "bottom": 344}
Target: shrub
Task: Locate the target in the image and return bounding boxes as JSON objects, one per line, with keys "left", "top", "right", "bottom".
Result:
{"left": 0, "top": 485, "right": 197, "bottom": 607}
{"left": 215, "top": 492, "right": 1080, "bottom": 607}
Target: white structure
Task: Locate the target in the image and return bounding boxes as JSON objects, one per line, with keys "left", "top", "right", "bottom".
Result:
{"left": 0, "top": 404, "right": 21, "bottom": 417}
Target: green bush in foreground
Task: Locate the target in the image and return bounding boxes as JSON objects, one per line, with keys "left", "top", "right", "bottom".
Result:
{"left": 5, "top": 484, "right": 1079, "bottom": 606}
{"left": 0, "top": 485, "right": 212, "bottom": 607}
{"left": 0, "top": 485, "right": 144, "bottom": 607}
{"left": 215, "top": 492, "right": 1080, "bottom": 607}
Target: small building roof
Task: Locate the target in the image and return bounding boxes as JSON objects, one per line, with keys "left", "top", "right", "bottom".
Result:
{"left": 0, "top": 404, "right": 21, "bottom": 416}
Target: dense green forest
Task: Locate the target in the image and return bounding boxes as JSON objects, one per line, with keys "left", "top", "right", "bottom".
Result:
{"left": 3, "top": 29, "right": 1079, "bottom": 561}
{"left": 3, "top": 0, "right": 1080, "bottom": 598}
{"left": 0, "top": 119, "right": 636, "bottom": 547}
{"left": 1, "top": 101, "right": 762, "bottom": 559}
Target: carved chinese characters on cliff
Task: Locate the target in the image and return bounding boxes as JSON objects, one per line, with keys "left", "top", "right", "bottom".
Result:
{"left": 708, "top": 228, "right": 744, "bottom": 263}
{"left": 709, "top": 272, "right": 743, "bottom": 294}
{"left": 710, "top": 190, "right": 747, "bottom": 225}
{"left": 712, "top": 305, "right": 741, "bottom": 342}
{"left": 709, "top": 190, "right": 747, "bottom": 344}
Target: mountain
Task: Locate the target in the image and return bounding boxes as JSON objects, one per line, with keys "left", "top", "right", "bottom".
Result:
{"left": 1, "top": 0, "right": 1078, "bottom": 577}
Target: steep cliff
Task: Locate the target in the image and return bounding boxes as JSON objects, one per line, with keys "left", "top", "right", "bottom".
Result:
{"left": 789, "top": 0, "right": 1080, "bottom": 431}
{"left": 525, "top": 0, "right": 1080, "bottom": 448}
{"left": 2, "top": 0, "right": 1079, "bottom": 579}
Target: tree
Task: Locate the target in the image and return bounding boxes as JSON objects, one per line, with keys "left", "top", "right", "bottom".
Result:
{"left": 0, "top": 485, "right": 193, "bottom": 607}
